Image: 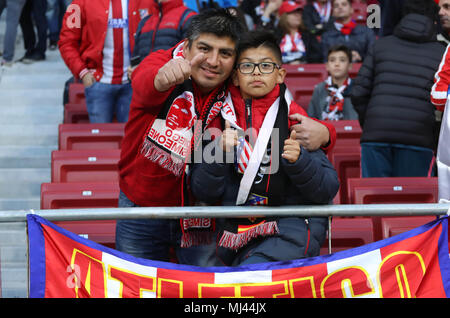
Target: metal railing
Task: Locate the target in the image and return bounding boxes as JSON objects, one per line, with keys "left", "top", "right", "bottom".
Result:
{"left": 2, "top": 203, "right": 450, "bottom": 222}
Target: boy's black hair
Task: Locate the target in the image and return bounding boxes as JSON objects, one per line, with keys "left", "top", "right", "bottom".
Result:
{"left": 327, "top": 44, "right": 352, "bottom": 62}
{"left": 236, "top": 30, "right": 283, "bottom": 64}
{"left": 401, "top": 0, "right": 439, "bottom": 20}
{"left": 185, "top": 8, "right": 245, "bottom": 47}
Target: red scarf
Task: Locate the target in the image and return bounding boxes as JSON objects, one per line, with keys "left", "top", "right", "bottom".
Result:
{"left": 340, "top": 20, "right": 357, "bottom": 35}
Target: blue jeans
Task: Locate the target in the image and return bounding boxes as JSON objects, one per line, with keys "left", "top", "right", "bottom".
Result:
{"left": 361, "top": 142, "right": 435, "bottom": 178}
{"left": 84, "top": 82, "right": 132, "bottom": 123}
{"left": 0, "top": 0, "right": 27, "bottom": 62}
{"left": 46, "top": 0, "right": 71, "bottom": 43}
{"left": 115, "top": 190, "right": 223, "bottom": 267}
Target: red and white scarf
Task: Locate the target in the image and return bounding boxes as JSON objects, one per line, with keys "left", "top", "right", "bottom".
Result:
{"left": 313, "top": 1, "right": 332, "bottom": 23}
{"left": 323, "top": 76, "right": 351, "bottom": 121}
{"left": 280, "top": 32, "right": 306, "bottom": 64}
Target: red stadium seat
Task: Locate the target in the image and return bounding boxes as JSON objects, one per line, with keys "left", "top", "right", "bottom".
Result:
{"left": 68, "top": 83, "right": 86, "bottom": 105}
{"left": 321, "top": 217, "right": 374, "bottom": 255}
{"left": 51, "top": 149, "right": 120, "bottom": 183}
{"left": 330, "top": 149, "right": 361, "bottom": 204}
{"left": 283, "top": 64, "right": 328, "bottom": 110}
{"left": 331, "top": 120, "right": 362, "bottom": 140}
{"left": 381, "top": 216, "right": 437, "bottom": 240}
{"left": 347, "top": 177, "right": 439, "bottom": 240}
{"left": 349, "top": 63, "right": 362, "bottom": 78}
{"left": 352, "top": 2, "right": 367, "bottom": 25}
{"left": 64, "top": 103, "right": 89, "bottom": 124}
{"left": 58, "top": 123, "right": 125, "bottom": 150}
{"left": 40, "top": 182, "right": 119, "bottom": 248}
{"left": 40, "top": 182, "right": 120, "bottom": 209}
{"left": 347, "top": 177, "right": 439, "bottom": 205}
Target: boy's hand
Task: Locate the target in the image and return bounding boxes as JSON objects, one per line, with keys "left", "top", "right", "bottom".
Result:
{"left": 219, "top": 120, "right": 238, "bottom": 152}
{"left": 154, "top": 53, "right": 206, "bottom": 92}
{"left": 282, "top": 130, "right": 300, "bottom": 163}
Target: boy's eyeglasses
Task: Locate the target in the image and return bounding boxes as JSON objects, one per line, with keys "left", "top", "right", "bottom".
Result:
{"left": 236, "top": 62, "right": 280, "bottom": 74}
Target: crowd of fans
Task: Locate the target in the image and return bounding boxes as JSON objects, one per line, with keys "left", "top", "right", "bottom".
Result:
{"left": 1, "top": 0, "right": 449, "bottom": 266}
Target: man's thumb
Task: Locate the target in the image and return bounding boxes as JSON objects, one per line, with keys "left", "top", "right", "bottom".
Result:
{"left": 189, "top": 52, "right": 206, "bottom": 67}
{"left": 289, "top": 113, "right": 304, "bottom": 122}
{"left": 225, "top": 120, "right": 232, "bottom": 129}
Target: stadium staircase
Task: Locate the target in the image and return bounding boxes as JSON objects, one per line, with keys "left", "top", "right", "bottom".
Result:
{"left": 0, "top": 15, "right": 71, "bottom": 296}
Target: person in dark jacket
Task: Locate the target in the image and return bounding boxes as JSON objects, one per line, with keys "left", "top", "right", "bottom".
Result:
{"left": 321, "top": 0, "right": 376, "bottom": 63}
{"left": 190, "top": 30, "right": 339, "bottom": 266}
{"left": 302, "top": 0, "right": 334, "bottom": 36}
{"left": 350, "top": 0, "right": 445, "bottom": 178}
{"left": 128, "top": 0, "right": 196, "bottom": 77}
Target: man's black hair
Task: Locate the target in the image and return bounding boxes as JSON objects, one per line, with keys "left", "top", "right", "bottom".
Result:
{"left": 236, "top": 30, "right": 283, "bottom": 64}
{"left": 185, "top": 8, "right": 245, "bottom": 47}
{"left": 327, "top": 44, "right": 352, "bottom": 62}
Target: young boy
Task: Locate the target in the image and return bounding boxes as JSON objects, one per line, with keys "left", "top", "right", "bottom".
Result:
{"left": 307, "top": 44, "right": 358, "bottom": 121}
{"left": 190, "top": 30, "right": 339, "bottom": 266}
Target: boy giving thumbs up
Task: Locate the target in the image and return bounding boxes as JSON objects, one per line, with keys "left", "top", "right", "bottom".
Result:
{"left": 190, "top": 30, "right": 339, "bottom": 267}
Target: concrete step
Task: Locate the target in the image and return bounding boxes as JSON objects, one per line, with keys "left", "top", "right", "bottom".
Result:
{"left": 0, "top": 197, "right": 40, "bottom": 211}
{"left": 0, "top": 89, "right": 62, "bottom": 107}
{"left": 0, "top": 145, "right": 55, "bottom": 168}
{"left": 0, "top": 168, "right": 50, "bottom": 198}
{"left": 0, "top": 125, "right": 58, "bottom": 146}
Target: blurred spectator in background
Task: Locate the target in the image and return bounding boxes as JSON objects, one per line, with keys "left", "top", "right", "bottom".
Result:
{"left": 275, "top": 1, "right": 323, "bottom": 63}
{"left": 351, "top": 0, "right": 444, "bottom": 178}
{"left": 46, "top": 0, "right": 72, "bottom": 51}
{"left": 19, "top": 0, "right": 48, "bottom": 63}
{"left": 240, "top": 0, "right": 283, "bottom": 29}
{"left": 0, "top": 0, "right": 26, "bottom": 66}
{"left": 129, "top": 0, "right": 196, "bottom": 78}
{"left": 59, "top": 0, "right": 152, "bottom": 123}
{"left": 437, "top": 0, "right": 450, "bottom": 44}
{"left": 321, "top": 0, "right": 375, "bottom": 63}
{"left": 308, "top": 44, "right": 358, "bottom": 120}
{"left": 302, "top": 0, "right": 334, "bottom": 36}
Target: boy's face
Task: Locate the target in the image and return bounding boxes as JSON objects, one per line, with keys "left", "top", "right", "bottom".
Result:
{"left": 326, "top": 50, "right": 351, "bottom": 80}
{"left": 183, "top": 33, "right": 236, "bottom": 94}
{"left": 232, "top": 46, "right": 286, "bottom": 99}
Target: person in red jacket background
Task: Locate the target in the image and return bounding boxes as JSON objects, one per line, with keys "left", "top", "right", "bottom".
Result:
{"left": 58, "top": 0, "right": 153, "bottom": 123}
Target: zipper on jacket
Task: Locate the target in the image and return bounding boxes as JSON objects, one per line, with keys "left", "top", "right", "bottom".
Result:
{"left": 304, "top": 218, "right": 311, "bottom": 257}
{"left": 244, "top": 99, "right": 252, "bottom": 142}
{"left": 150, "top": 2, "right": 163, "bottom": 53}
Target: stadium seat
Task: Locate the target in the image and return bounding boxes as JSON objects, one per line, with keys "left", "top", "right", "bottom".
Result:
{"left": 51, "top": 149, "right": 120, "bottom": 183}
{"left": 352, "top": 2, "right": 367, "bottom": 25}
{"left": 40, "top": 182, "right": 120, "bottom": 248}
{"left": 331, "top": 120, "right": 362, "bottom": 140}
{"left": 58, "top": 123, "right": 125, "bottom": 150}
{"left": 330, "top": 149, "right": 361, "bottom": 204}
{"left": 347, "top": 177, "right": 439, "bottom": 205}
{"left": 321, "top": 217, "right": 374, "bottom": 255}
{"left": 40, "top": 182, "right": 120, "bottom": 209}
{"left": 381, "top": 216, "right": 437, "bottom": 240}
{"left": 347, "top": 177, "right": 439, "bottom": 240}
{"left": 68, "top": 83, "right": 86, "bottom": 105}
{"left": 64, "top": 103, "right": 89, "bottom": 124}
{"left": 284, "top": 64, "right": 328, "bottom": 110}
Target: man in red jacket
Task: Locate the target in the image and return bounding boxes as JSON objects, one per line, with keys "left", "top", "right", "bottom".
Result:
{"left": 59, "top": 0, "right": 153, "bottom": 123}
{"left": 115, "top": 8, "right": 336, "bottom": 266}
